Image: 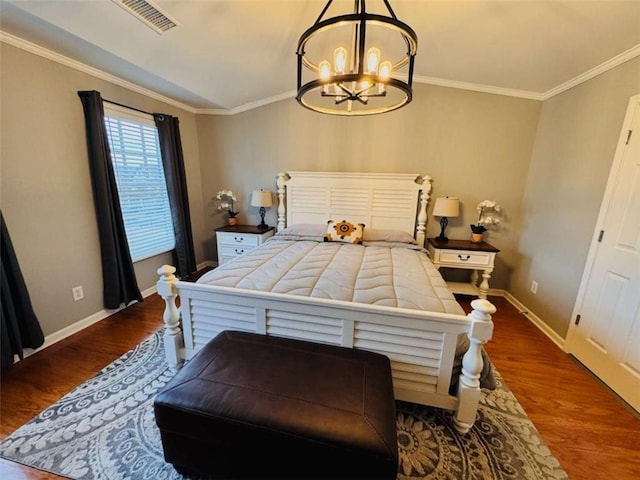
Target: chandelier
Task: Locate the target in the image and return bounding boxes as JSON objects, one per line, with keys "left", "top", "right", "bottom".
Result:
{"left": 296, "top": 0, "right": 418, "bottom": 116}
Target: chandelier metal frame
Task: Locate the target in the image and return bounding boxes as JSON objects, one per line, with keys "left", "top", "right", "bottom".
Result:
{"left": 296, "top": 0, "right": 418, "bottom": 116}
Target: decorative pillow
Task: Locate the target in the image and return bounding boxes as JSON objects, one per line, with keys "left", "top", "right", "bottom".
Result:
{"left": 324, "top": 220, "right": 365, "bottom": 244}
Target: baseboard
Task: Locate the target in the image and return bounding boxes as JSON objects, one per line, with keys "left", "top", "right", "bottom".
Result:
{"left": 487, "top": 288, "right": 504, "bottom": 297}
{"left": 21, "top": 262, "right": 216, "bottom": 360}
{"left": 21, "top": 285, "right": 160, "bottom": 361}
{"left": 501, "top": 291, "right": 566, "bottom": 350}
{"left": 24, "top": 307, "right": 120, "bottom": 359}
{"left": 198, "top": 260, "right": 216, "bottom": 269}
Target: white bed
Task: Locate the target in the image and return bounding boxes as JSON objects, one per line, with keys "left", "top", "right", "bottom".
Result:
{"left": 157, "top": 171, "right": 496, "bottom": 434}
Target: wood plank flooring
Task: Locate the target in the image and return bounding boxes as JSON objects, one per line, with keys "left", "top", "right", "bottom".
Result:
{"left": 1, "top": 291, "right": 639, "bottom": 479}
{"left": 465, "top": 296, "right": 639, "bottom": 480}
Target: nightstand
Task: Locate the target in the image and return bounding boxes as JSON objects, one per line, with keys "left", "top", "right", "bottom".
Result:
{"left": 215, "top": 225, "right": 275, "bottom": 265}
{"left": 427, "top": 238, "right": 500, "bottom": 299}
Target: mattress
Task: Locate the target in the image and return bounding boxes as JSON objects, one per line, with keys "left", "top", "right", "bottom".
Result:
{"left": 198, "top": 234, "right": 464, "bottom": 316}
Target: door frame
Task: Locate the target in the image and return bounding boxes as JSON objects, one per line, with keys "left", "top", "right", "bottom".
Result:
{"left": 565, "top": 93, "right": 640, "bottom": 353}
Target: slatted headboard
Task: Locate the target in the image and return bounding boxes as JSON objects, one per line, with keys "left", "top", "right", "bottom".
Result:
{"left": 276, "top": 171, "right": 432, "bottom": 247}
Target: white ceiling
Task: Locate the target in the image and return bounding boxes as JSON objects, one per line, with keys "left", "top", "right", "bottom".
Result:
{"left": 1, "top": 1, "right": 639, "bottom": 114}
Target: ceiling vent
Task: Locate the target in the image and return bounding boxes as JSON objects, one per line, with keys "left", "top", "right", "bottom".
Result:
{"left": 111, "top": 0, "right": 181, "bottom": 34}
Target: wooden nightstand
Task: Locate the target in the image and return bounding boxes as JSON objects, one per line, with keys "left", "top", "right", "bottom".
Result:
{"left": 215, "top": 225, "right": 275, "bottom": 265}
{"left": 427, "top": 238, "right": 500, "bottom": 299}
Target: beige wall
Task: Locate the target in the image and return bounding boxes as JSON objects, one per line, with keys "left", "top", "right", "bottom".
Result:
{"left": 510, "top": 57, "right": 640, "bottom": 338}
{"left": 0, "top": 44, "right": 206, "bottom": 337}
{"left": 5, "top": 36, "right": 637, "bottom": 345}
{"left": 197, "top": 83, "right": 542, "bottom": 289}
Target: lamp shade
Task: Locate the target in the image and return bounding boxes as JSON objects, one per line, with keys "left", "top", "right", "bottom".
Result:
{"left": 251, "top": 190, "right": 273, "bottom": 208}
{"left": 432, "top": 197, "right": 459, "bottom": 217}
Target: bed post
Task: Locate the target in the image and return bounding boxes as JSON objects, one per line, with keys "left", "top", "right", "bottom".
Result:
{"left": 276, "top": 172, "right": 287, "bottom": 231}
{"left": 156, "top": 265, "right": 184, "bottom": 371}
{"left": 454, "top": 298, "right": 496, "bottom": 434}
{"left": 415, "top": 175, "right": 432, "bottom": 248}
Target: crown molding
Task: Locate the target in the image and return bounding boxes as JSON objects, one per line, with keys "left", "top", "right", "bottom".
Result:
{"left": 196, "top": 90, "right": 298, "bottom": 115}
{"left": 3, "top": 29, "right": 638, "bottom": 116}
{"left": 541, "top": 43, "right": 640, "bottom": 100}
{"left": 197, "top": 79, "right": 543, "bottom": 115}
{"left": 0, "top": 30, "right": 198, "bottom": 114}
{"left": 413, "top": 75, "right": 545, "bottom": 100}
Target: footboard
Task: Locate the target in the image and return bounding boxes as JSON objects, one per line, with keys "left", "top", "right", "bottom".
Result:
{"left": 157, "top": 265, "right": 495, "bottom": 434}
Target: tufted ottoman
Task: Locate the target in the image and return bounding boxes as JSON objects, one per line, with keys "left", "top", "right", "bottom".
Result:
{"left": 154, "top": 330, "right": 398, "bottom": 479}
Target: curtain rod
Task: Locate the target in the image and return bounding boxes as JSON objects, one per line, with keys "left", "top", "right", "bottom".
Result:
{"left": 103, "top": 99, "right": 154, "bottom": 117}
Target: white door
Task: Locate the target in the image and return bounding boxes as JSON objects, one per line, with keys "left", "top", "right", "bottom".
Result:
{"left": 567, "top": 95, "right": 640, "bottom": 413}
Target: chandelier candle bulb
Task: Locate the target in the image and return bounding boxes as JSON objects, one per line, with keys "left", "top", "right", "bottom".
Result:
{"left": 334, "top": 47, "right": 347, "bottom": 74}
{"left": 367, "top": 47, "right": 380, "bottom": 73}
{"left": 380, "top": 61, "right": 392, "bottom": 78}
{"left": 319, "top": 60, "right": 331, "bottom": 93}
{"left": 379, "top": 60, "right": 392, "bottom": 94}
{"left": 319, "top": 60, "right": 331, "bottom": 79}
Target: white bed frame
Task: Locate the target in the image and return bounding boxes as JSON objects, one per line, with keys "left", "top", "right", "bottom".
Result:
{"left": 157, "top": 171, "right": 495, "bottom": 434}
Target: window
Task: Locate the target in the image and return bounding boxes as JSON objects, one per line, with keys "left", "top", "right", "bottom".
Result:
{"left": 104, "top": 104, "right": 175, "bottom": 262}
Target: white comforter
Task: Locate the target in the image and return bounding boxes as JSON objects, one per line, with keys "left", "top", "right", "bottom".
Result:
{"left": 198, "top": 236, "right": 464, "bottom": 315}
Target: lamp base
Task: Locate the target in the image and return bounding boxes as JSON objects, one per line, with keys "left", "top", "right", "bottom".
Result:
{"left": 436, "top": 217, "right": 449, "bottom": 242}
{"left": 257, "top": 207, "right": 269, "bottom": 230}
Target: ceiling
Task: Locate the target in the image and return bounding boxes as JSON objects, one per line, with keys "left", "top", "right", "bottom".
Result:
{"left": 1, "top": 1, "right": 639, "bottom": 114}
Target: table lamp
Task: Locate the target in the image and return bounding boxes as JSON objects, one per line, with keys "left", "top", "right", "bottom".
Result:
{"left": 432, "top": 196, "right": 459, "bottom": 242}
{"left": 251, "top": 189, "right": 273, "bottom": 229}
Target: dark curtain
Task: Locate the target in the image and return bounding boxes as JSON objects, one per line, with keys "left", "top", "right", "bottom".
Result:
{"left": 154, "top": 114, "right": 197, "bottom": 278}
{"left": 1, "top": 212, "right": 44, "bottom": 368}
{"left": 78, "top": 90, "right": 143, "bottom": 309}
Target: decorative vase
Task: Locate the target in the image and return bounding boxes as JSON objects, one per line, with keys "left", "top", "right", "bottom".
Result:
{"left": 228, "top": 216, "right": 238, "bottom": 226}
{"left": 470, "top": 233, "right": 483, "bottom": 243}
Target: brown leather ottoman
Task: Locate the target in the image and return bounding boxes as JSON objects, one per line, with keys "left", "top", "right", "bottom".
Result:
{"left": 154, "top": 330, "right": 398, "bottom": 479}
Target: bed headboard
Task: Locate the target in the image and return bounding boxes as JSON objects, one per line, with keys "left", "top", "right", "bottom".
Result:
{"left": 276, "top": 171, "right": 432, "bottom": 247}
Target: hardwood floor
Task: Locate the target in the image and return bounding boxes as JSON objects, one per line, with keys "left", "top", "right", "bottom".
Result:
{"left": 1, "top": 291, "right": 638, "bottom": 479}
{"left": 465, "top": 296, "right": 639, "bottom": 480}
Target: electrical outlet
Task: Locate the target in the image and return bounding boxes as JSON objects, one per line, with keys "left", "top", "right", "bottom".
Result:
{"left": 530, "top": 280, "right": 538, "bottom": 295}
{"left": 72, "top": 286, "right": 84, "bottom": 301}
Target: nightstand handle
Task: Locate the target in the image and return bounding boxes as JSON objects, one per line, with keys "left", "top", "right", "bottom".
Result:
{"left": 235, "top": 248, "right": 244, "bottom": 254}
{"left": 234, "top": 236, "right": 244, "bottom": 242}
{"left": 458, "top": 254, "right": 470, "bottom": 261}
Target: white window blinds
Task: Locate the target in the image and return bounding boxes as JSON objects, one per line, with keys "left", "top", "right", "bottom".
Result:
{"left": 104, "top": 105, "right": 175, "bottom": 262}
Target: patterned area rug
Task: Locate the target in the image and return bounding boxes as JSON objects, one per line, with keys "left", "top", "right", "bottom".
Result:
{"left": 0, "top": 331, "right": 568, "bottom": 480}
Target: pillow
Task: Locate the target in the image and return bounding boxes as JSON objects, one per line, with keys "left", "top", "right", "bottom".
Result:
{"left": 276, "top": 224, "right": 326, "bottom": 237}
{"left": 362, "top": 228, "right": 417, "bottom": 244}
{"left": 324, "top": 220, "right": 365, "bottom": 244}
{"left": 449, "top": 334, "right": 497, "bottom": 394}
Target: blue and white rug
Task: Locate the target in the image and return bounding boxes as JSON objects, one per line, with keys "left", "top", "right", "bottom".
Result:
{"left": 0, "top": 331, "right": 568, "bottom": 479}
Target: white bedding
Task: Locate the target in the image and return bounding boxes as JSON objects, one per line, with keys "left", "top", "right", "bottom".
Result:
{"left": 199, "top": 232, "right": 497, "bottom": 392}
{"left": 198, "top": 235, "right": 464, "bottom": 316}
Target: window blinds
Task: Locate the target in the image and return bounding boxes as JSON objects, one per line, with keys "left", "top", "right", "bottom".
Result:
{"left": 104, "top": 107, "right": 175, "bottom": 262}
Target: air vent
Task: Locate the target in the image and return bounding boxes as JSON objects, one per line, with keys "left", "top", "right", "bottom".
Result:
{"left": 112, "top": 0, "right": 181, "bottom": 34}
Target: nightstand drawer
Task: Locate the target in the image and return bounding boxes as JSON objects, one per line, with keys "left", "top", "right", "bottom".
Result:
{"left": 439, "top": 250, "right": 492, "bottom": 267}
{"left": 221, "top": 244, "right": 256, "bottom": 258}
{"left": 216, "top": 232, "right": 260, "bottom": 247}
{"left": 427, "top": 238, "right": 499, "bottom": 299}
